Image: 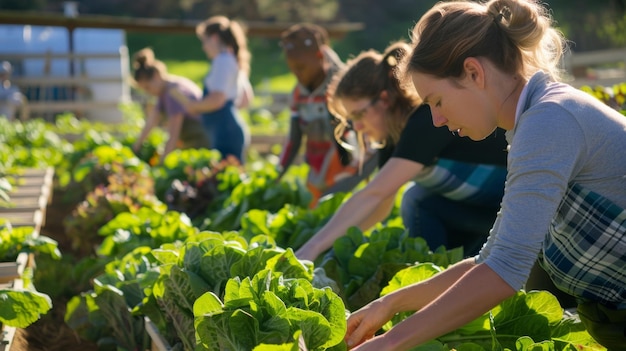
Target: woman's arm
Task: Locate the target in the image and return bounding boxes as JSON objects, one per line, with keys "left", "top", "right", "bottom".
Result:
{"left": 296, "top": 158, "right": 424, "bottom": 261}
{"left": 185, "top": 91, "right": 227, "bottom": 115}
{"left": 160, "top": 112, "right": 185, "bottom": 163}
{"left": 133, "top": 103, "right": 160, "bottom": 151}
{"left": 347, "top": 260, "right": 516, "bottom": 351}
{"left": 237, "top": 76, "right": 254, "bottom": 109}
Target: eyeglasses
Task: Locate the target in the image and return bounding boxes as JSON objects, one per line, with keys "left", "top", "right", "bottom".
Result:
{"left": 347, "top": 97, "right": 378, "bottom": 121}
{"left": 279, "top": 38, "right": 315, "bottom": 51}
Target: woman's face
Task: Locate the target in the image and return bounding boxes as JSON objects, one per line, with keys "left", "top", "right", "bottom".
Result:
{"left": 136, "top": 75, "right": 164, "bottom": 97}
{"left": 341, "top": 97, "right": 387, "bottom": 142}
{"left": 200, "top": 34, "right": 220, "bottom": 59}
{"left": 411, "top": 71, "right": 497, "bottom": 141}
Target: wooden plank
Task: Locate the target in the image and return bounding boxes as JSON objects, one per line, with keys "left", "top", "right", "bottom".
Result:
{"left": 566, "top": 76, "right": 626, "bottom": 88}
{"left": 1, "top": 52, "right": 123, "bottom": 60}
{"left": 13, "top": 76, "right": 125, "bottom": 86}
{"left": 7, "top": 186, "right": 46, "bottom": 199}
{"left": 145, "top": 317, "right": 171, "bottom": 351}
{"left": 0, "top": 195, "right": 47, "bottom": 212}
{"left": 567, "top": 48, "right": 626, "bottom": 67}
{"left": 0, "top": 263, "right": 19, "bottom": 284}
{"left": 26, "top": 101, "right": 123, "bottom": 112}
{"left": 0, "top": 10, "right": 364, "bottom": 38}
{"left": 0, "top": 210, "right": 42, "bottom": 230}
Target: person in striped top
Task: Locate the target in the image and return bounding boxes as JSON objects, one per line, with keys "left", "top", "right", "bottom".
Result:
{"left": 277, "top": 23, "right": 378, "bottom": 207}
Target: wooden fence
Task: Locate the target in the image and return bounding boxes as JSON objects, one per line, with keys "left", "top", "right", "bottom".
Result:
{"left": 3, "top": 50, "right": 130, "bottom": 122}
{"left": 563, "top": 47, "right": 626, "bottom": 88}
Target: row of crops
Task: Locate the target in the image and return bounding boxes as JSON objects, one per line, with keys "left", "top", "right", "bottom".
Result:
{"left": 2, "top": 84, "right": 624, "bottom": 351}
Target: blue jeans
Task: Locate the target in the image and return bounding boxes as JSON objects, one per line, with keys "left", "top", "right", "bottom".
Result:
{"left": 201, "top": 101, "right": 250, "bottom": 164}
{"left": 400, "top": 182, "right": 501, "bottom": 256}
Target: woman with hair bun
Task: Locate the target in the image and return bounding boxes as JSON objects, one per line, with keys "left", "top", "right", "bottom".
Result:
{"left": 295, "top": 40, "right": 508, "bottom": 262}
{"left": 345, "top": 1, "right": 626, "bottom": 350}
{"left": 131, "top": 47, "right": 210, "bottom": 164}
{"left": 184, "top": 15, "right": 252, "bottom": 164}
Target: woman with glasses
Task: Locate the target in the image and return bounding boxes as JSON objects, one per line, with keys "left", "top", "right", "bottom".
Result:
{"left": 295, "top": 41, "right": 509, "bottom": 262}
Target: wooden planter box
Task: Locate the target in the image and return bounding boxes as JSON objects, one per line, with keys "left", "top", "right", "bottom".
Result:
{"left": 0, "top": 278, "right": 23, "bottom": 351}
{"left": 0, "top": 253, "right": 31, "bottom": 351}
{"left": 145, "top": 317, "right": 172, "bottom": 351}
{"left": 1, "top": 167, "right": 54, "bottom": 232}
{"left": 0, "top": 252, "right": 31, "bottom": 285}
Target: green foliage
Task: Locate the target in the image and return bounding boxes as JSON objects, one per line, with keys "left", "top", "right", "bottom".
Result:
{"left": 321, "top": 226, "right": 464, "bottom": 311}
{"left": 64, "top": 246, "right": 158, "bottom": 351}
{"left": 0, "top": 288, "right": 52, "bottom": 328}
{"left": 97, "top": 208, "right": 198, "bottom": 258}
{"left": 0, "top": 117, "right": 71, "bottom": 170}
{"left": 143, "top": 233, "right": 337, "bottom": 350}
{"left": 379, "top": 266, "right": 604, "bottom": 351}
{"left": 0, "top": 176, "right": 12, "bottom": 206}
{"left": 579, "top": 82, "right": 626, "bottom": 115}
{"left": 194, "top": 269, "right": 347, "bottom": 351}
{"left": 239, "top": 192, "right": 348, "bottom": 252}
{"left": 63, "top": 164, "right": 164, "bottom": 257}
{"left": 0, "top": 220, "right": 61, "bottom": 261}
{"left": 205, "top": 165, "right": 312, "bottom": 231}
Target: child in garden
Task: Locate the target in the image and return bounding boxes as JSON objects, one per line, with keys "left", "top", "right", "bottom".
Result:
{"left": 295, "top": 41, "right": 508, "bottom": 262}
{"left": 185, "top": 15, "right": 252, "bottom": 164}
{"left": 345, "top": 1, "right": 626, "bottom": 350}
{"left": 277, "top": 23, "right": 377, "bottom": 207}
{"left": 131, "top": 48, "right": 210, "bottom": 164}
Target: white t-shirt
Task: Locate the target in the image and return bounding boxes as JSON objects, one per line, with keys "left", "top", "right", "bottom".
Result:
{"left": 204, "top": 52, "right": 241, "bottom": 102}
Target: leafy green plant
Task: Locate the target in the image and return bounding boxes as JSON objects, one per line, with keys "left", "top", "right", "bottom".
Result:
{"left": 64, "top": 230, "right": 330, "bottom": 351}
{"left": 0, "top": 220, "right": 61, "bottom": 261}
{"left": 206, "top": 166, "right": 312, "bottom": 232}
{"left": 157, "top": 151, "right": 245, "bottom": 223}
{"left": 97, "top": 207, "right": 198, "bottom": 258}
{"left": 193, "top": 269, "right": 347, "bottom": 351}
{"left": 320, "top": 226, "right": 464, "bottom": 311}
{"left": 153, "top": 148, "right": 229, "bottom": 200}
{"left": 63, "top": 164, "right": 164, "bottom": 257}
{"left": 0, "top": 176, "right": 11, "bottom": 206}
{"left": 65, "top": 246, "right": 157, "bottom": 351}
{"left": 0, "top": 288, "right": 52, "bottom": 328}
{"left": 579, "top": 82, "right": 626, "bottom": 115}
{"left": 0, "top": 118, "right": 71, "bottom": 170}
{"left": 0, "top": 220, "right": 56, "bottom": 330}
{"left": 141, "top": 232, "right": 315, "bottom": 350}
{"left": 379, "top": 264, "right": 605, "bottom": 351}
{"left": 239, "top": 192, "right": 348, "bottom": 251}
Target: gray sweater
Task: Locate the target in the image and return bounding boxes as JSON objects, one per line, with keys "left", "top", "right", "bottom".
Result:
{"left": 477, "top": 71, "right": 626, "bottom": 291}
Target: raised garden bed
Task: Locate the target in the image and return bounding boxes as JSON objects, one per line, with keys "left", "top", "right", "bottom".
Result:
{"left": 0, "top": 253, "right": 34, "bottom": 351}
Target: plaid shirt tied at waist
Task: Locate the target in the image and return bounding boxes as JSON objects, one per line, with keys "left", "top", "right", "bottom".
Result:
{"left": 541, "top": 183, "right": 626, "bottom": 310}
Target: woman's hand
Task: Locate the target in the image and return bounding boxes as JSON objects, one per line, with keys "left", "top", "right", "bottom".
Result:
{"left": 346, "top": 299, "right": 395, "bottom": 349}
{"left": 295, "top": 241, "right": 321, "bottom": 262}
{"left": 183, "top": 101, "right": 199, "bottom": 115}
{"left": 349, "top": 335, "right": 394, "bottom": 351}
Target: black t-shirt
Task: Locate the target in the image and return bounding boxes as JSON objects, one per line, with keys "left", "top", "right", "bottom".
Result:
{"left": 378, "top": 104, "right": 509, "bottom": 168}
